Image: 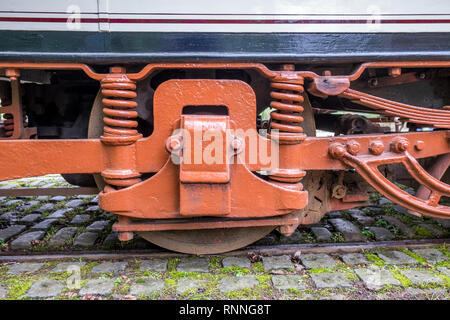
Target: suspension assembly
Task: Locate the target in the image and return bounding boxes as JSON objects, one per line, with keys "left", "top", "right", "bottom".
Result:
{"left": 0, "top": 61, "right": 448, "bottom": 253}
{"left": 100, "top": 66, "right": 142, "bottom": 189}
{"left": 268, "top": 64, "right": 306, "bottom": 186}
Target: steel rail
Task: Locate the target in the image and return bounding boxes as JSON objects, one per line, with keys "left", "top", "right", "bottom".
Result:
{"left": 0, "top": 238, "right": 447, "bottom": 262}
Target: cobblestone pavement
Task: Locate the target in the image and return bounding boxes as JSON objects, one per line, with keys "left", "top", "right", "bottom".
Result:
{"left": 0, "top": 175, "right": 449, "bottom": 300}
{"left": 0, "top": 247, "right": 449, "bottom": 300}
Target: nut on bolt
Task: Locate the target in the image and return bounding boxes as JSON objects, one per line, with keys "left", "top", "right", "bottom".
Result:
{"left": 391, "top": 137, "right": 409, "bottom": 153}
{"left": 329, "top": 143, "right": 347, "bottom": 159}
{"left": 369, "top": 140, "right": 384, "bottom": 155}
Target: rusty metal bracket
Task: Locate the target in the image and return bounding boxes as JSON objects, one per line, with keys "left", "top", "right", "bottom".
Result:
{"left": 329, "top": 140, "right": 450, "bottom": 219}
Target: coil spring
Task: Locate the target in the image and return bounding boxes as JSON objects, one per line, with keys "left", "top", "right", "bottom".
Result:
{"left": 101, "top": 76, "right": 139, "bottom": 140}
{"left": 269, "top": 78, "right": 306, "bottom": 144}
{"left": 3, "top": 113, "right": 14, "bottom": 137}
{"left": 101, "top": 74, "right": 141, "bottom": 188}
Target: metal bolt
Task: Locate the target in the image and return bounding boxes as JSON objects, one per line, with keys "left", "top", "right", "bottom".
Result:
{"left": 346, "top": 140, "right": 361, "bottom": 155}
{"left": 369, "top": 140, "right": 384, "bottom": 155}
{"left": 5, "top": 69, "right": 20, "bottom": 80}
{"left": 415, "top": 140, "right": 425, "bottom": 151}
{"left": 368, "top": 78, "right": 378, "bottom": 87}
{"left": 165, "top": 135, "right": 183, "bottom": 153}
{"left": 388, "top": 67, "right": 402, "bottom": 78}
{"left": 417, "top": 72, "right": 426, "bottom": 79}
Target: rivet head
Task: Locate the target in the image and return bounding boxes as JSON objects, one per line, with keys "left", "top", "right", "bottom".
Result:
{"left": 415, "top": 140, "right": 425, "bottom": 151}
{"left": 369, "top": 140, "right": 384, "bottom": 155}
{"left": 391, "top": 137, "right": 409, "bottom": 153}
{"left": 346, "top": 140, "right": 361, "bottom": 155}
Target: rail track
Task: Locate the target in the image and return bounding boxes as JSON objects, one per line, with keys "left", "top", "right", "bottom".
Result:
{"left": 0, "top": 238, "right": 448, "bottom": 262}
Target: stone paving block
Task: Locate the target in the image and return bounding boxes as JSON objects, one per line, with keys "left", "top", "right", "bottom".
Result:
{"left": 177, "top": 258, "right": 210, "bottom": 273}
{"left": 86, "top": 205, "right": 100, "bottom": 212}
{"left": 90, "top": 196, "right": 99, "bottom": 204}
{"left": 65, "top": 199, "right": 84, "bottom": 208}
{"left": 310, "top": 227, "right": 332, "bottom": 242}
{"left": 0, "top": 211, "right": 18, "bottom": 222}
{"left": 10, "top": 231, "right": 45, "bottom": 250}
{"left": 367, "top": 227, "right": 395, "bottom": 241}
{"left": 350, "top": 212, "right": 376, "bottom": 226}
{"left": 7, "top": 262, "right": 45, "bottom": 274}
{"left": 378, "top": 197, "right": 393, "bottom": 206}
{"left": 366, "top": 206, "right": 384, "bottom": 215}
{"left": 50, "top": 196, "right": 66, "bottom": 202}
{"left": 272, "top": 275, "right": 306, "bottom": 291}
{"left": 49, "top": 227, "right": 77, "bottom": 246}
{"left": 5, "top": 199, "right": 22, "bottom": 206}
{"left": 139, "top": 259, "right": 168, "bottom": 272}
{"left": 36, "top": 203, "right": 55, "bottom": 213}
{"left": 0, "top": 285, "right": 7, "bottom": 299}
{"left": 354, "top": 267, "right": 401, "bottom": 290}
{"left": 130, "top": 279, "right": 165, "bottom": 296}
{"left": 73, "top": 232, "right": 98, "bottom": 248}
{"left": 47, "top": 209, "right": 72, "bottom": 219}
{"left": 24, "top": 279, "right": 64, "bottom": 298}
{"left": 381, "top": 216, "right": 416, "bottom": 237}
{"left": 0, "top": 183, "right": 18, "bottom": 189}
{"left": 377, "top": 251, "right": 418, "bottom": 265}
{"left": 222, "top": 257, "right": 251, "bottom": 269}
{"left": 253, "top": 233, "right": 277, "bottom": 246}
{"left": 51, "top": 262, "right": 86, "bottom": 273}
{"left": 340, "top": 253, "right": 369, "bottom": 266}
{"left": 309, "top": 273, "right": 352, "bottom": 289}
{"left": 176, "top": 279, "right": 207, "bottom": 294}
{"left": 328, "top": 218, "right": 364, "bottom": 242}
{"left": 418, "top": 223, "right": 446, "bottom": 237}
{"left": 299, "top": 253, "right": 336, "bottom": 269}
{"left": 91, "top": 262, "right": 128, "bottom": 273}
{"left": 17, "top": 201, "right": 39, "bottom": 211}
{"left": 218, "top": 276, "right": 259, "bottom": 293}
{"left": 263, "top": 255, "right": 293, "bottom": 271}
{"left": 31, "top": 218, "right": 58, "bottom": 231}
{"left": 437, "top": 267, "right": 450, "bottom": 277}
{"left": 70, "top": 214, "right": 90, "bottom": 225}
{"left": 19, "top": 214, "right": 41, "bottom": 224}
{"left": 86, "top": 220, "right": 110, "bottom": 233}
{"left": 41, "top": 183, "right": 55, "bottom": 188}
{"left": 326, "top": 211, "right": 342, "bottom": 218}
{"left": 400, "top": 270, "right": 443, "bottom": 285}
{"left": 102, "top": 232, "right": 119, "bottom": 246}
{"left": 79, "top": 279, "right": 115, "bottom": 296}
{"left": 0, "top": 224, "right": 26, "bottom": 241}
{"left": 100, "top": 212, "right": 115, "bottom": 219}
{"left": 412, "top": 249, "right": 449, "bottom": 264}
{"left": 279, "top": 230, "right": 303, "bottom": 244}
{"left": 434, "top": 218, "right": 450, "bottom": 229}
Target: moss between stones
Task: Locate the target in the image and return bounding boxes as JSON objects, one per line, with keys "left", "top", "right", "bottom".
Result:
{"left": 364, "top": 252, "right": 386, "bottom": 266}
{"left": 400, "top": 249, "right": 427, "bottom": 265}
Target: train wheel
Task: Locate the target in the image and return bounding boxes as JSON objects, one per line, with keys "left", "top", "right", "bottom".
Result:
{"left": 88, "top": 90, "right": 275, "bottom": 254}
